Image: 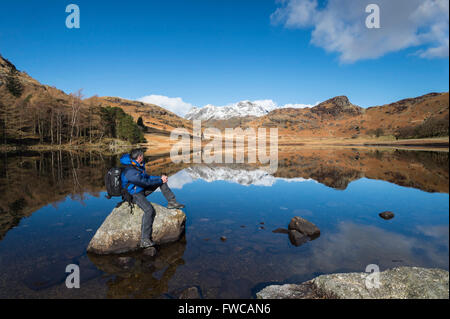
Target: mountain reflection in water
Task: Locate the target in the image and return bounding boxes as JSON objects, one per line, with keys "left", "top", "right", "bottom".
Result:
{"left": 0, "top": 147, "right": 448, "bottom": 298}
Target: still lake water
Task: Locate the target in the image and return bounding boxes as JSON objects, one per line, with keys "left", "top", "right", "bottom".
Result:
{"left": 0, "top": 147, "right": 448, "bottom": 298}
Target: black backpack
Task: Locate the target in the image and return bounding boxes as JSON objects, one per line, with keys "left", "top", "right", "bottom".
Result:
{"left": 105, "top": 167, "right": 135, "bottom": 213}
{"left": 105, "top": 167, "right": 124, "bottom": 198}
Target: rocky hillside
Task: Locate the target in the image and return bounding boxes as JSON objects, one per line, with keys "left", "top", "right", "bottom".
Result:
{"left": 183, "top": 93, "right": 448, "bottom": 142}
{"left": 310, "top": 96, "right": 364, "bottom": 117}
{"left": 0, "top": 55, "right": 76, "bottom": 113}
{"left": 246, "top": 92, "right": 448, "bottom": 140}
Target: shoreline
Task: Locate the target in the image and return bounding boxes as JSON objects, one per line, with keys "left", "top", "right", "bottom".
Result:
{"left": 277, "top": 136, "right": 449, "bottom": 152}
{"left": 1, "top": 136, "right": 448, "bottom": 153}
{"left": 278, "top": 136, "right": 449, "bottom": 146}
{"left": 0, "top": 138, "right": 137, "bottom": 154}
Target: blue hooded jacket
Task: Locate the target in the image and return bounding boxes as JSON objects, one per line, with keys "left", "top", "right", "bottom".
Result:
{"left": 120, "top": 154, "right": 163, "bottom": 195}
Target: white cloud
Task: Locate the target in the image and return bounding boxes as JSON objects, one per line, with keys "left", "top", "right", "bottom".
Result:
{"left": 252, "top": 99, "right": 318, "bottom": 109}
{"left": 167, "top": 169, "right": 194, "bottom": 189}
{"left": 283, "top": 102, "right": 319, "bottom": 108}
{"left": 271, "top": 0, "right": 449, "bottom": 63}
{"left": 137, "top": 94, "right": 196, "bottom": 117}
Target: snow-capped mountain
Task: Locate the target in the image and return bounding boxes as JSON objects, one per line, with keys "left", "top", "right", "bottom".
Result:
{"left": 184, "top": 99, "right": 317, "bottom": 121}
{"left": 185, "top": 100, "right": 278, "bottom": 121}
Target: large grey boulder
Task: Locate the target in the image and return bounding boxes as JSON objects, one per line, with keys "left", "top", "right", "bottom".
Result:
{"left": 257, "top": 267, "right": 449, "bottom": 299}
{"left": 87, "top": 202, "right": 186, "bottom": 254}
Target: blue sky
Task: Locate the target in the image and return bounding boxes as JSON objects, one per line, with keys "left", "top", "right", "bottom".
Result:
{"left": 0, "top": 0, "right": 448, "bottom": 116}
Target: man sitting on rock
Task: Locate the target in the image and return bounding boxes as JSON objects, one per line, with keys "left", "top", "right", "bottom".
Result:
{"left": 120, "top": 148, "right": 185, "bottom": 248}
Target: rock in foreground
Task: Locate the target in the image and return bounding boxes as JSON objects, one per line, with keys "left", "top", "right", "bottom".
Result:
{"left": 288, "top": 216, "right": 320, "bottom": 238}
{"left": 257, "top": 267, "right": 449, "bottom": 299}
{"left": 87, "top": 202, "right": 186, "bottom": 254}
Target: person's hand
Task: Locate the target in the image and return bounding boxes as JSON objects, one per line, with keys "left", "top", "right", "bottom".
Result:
{"left": 161, "top": 175, "right": 168, "bottom": 183}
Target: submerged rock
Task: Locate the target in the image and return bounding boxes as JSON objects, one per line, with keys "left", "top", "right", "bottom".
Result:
{"left": 288, "top": 230, "right": 310, "bottom": 247}
{"left": 288, "top": 216, "right": 320, "bottom": 238}
{"left": 87, "top": 202, "right": 186, "bottom": 254}
{"left": 379, "top": 211, "right": 395, "bottom": 220}
{"left": 117, "top": 256, "right": 134, "bottom": 268}
{"left": 272, "top": 228, "right": 289, "bottom": 234}
{"left": 257, "top": 267, "right": 449, "bottom": 299}
{"left": 143, "top": 247, "right": 157, "bottom": 257}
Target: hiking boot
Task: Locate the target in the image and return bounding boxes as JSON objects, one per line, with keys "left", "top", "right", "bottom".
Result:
{"left": 140, "top": 238, "right": 155, "bottom": 249}
{"left": 167, "top": 200, "right": 185, "bottom": 209}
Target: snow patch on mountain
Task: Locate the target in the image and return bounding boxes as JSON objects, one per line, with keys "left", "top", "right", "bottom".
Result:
{"left": 185, "top": 99, "right": 317, "bottom": 121}
{"left": 185, "top": 100, "right": 273, "bottom": 121}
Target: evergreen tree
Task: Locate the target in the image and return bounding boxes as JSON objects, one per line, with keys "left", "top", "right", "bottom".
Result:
{"left": 6, "top": 69, "right": 24, "bottom": 98}
{"left": 100, "top": 106, "right": 145, "bottom": 144}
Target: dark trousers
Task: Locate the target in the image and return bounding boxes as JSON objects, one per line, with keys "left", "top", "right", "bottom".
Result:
{"left": 132, "top": 183, "right": 176, "bottom": 241}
